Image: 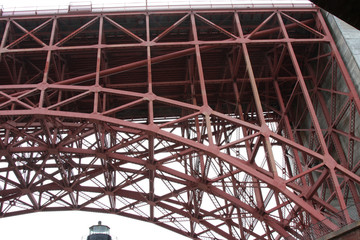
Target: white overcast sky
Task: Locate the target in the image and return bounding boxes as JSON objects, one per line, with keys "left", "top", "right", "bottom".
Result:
{"left": 0, "top": 1, "right": 312, "bottom": 240}
{"left": 1, "top": 0, "right": 145, "bottom": 8}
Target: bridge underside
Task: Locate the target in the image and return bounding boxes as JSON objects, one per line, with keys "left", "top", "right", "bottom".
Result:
{"left": 0, "top": 8, "right": 360, "bottom": 240}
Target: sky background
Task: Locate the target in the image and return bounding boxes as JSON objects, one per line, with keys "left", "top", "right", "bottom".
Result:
{"left": 0, "top": 210, "right": 188, "bottom": 240}
{"left": 0, "top": 1, "right": 311, "bottom": 240}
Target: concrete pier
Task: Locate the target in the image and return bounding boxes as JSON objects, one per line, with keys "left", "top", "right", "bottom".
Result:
{"left": 324, "top": 10, "right": 360, "bottom": 94}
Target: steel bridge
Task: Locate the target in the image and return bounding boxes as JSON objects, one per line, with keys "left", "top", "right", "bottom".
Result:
{"left": 0, "top": 2, "right": 360, "bottom": 240}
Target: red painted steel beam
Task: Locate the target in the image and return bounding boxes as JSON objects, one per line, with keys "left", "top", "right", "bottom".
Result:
{"left": 0, "top": 7, "right": 359, "bottom": 240}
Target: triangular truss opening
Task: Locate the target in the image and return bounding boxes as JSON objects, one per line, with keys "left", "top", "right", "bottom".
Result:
{"left": 150, "top": 14, "right": 191, "bottom": 42}
{"left": 55, "top": 16, "right": 100, "bottom": 47}
{"left": 100, "top": 93, "right": 145, "bottom": 118}
{"left": 103, "top": 15, "right": 145, "bottom": 44}
{"left": 151, "top": 14, "right": 191, "bottom": 43}
{"left": 195, "top": 13, "right": 237, "bottom": 41}
{"left": 247, "top": 13, "right": 284, "bottom": 40}
{"left": 281, "top": 12, "right": 325, "bottom": 39}
{"left": 5, "top": 19, "right": 51, "bottom": 49}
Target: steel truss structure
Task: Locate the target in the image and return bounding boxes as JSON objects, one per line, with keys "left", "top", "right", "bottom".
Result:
{"left": 0, "top": 6, "right": 360, "bottom": 240}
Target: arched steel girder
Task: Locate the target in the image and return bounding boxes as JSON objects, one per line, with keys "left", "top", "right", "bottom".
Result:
{"left": 1, "top": 100, "right": 359, "bottom": 238}
{"left": 1, "top": 8, "right": 360, "bottom": 240}
{"left": 0, "top": 115, "right": 292, "bottom": 239}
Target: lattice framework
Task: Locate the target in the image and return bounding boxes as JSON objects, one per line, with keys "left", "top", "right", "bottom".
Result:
{"left": 0, "top": 7, "right": 360, "bottom": 240}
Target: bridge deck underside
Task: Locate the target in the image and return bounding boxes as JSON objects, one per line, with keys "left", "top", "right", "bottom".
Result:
{"left": 0, "top": 8, "right": 360, "bottom": 240}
